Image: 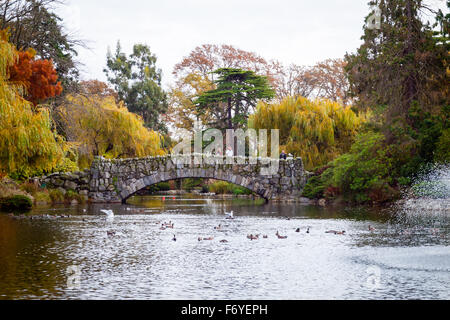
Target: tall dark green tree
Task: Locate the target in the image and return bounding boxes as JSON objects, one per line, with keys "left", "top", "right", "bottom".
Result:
{"left": 345, "top": 0, "right": 449, "bottom": 126}
{"left": 195, "top": 68, "right": 275, "bottom": 130}
{"left": 104, "top": 42, "right": 168, "bottom": 132}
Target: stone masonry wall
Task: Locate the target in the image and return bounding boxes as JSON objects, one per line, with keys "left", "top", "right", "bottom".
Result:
{"left": 33, "top": 156, "right": 311, "bottom": 203}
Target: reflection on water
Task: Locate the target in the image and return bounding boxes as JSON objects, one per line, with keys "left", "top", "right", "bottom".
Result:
{"left": 0, "top": 195, "right": 448, "bottom": 300}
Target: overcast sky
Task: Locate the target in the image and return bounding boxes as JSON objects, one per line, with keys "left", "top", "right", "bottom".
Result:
{"left": 56, "top": 0, "right": 447, "bottom": 89}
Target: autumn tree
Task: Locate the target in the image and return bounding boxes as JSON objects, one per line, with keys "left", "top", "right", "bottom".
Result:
{"left": 79, "top": 80, "right": 118, "bottom": 100}
{"left": 104, "top": 42, "right": 168, "bottom": 132}
{"left": 273, "top": 59, "right": 350, "bottom": 103}
{"left": 174, "top": 44, "right": 273, "bottom": 81}
{"left": 167, "top": 72, "right": 215, "bottom": 136}
{"left": 0, "top": 0, "right": 82, "bottom": 92}
{"left": 345, "top": 0, "right": 449, "bottom": 122}
{"left": 311, "top": 59, "right": 350, "bottom": 104}
{"left": 173, "top": 44, "right": 351, "bottom": 107}
{"left": 249, "top": 97, "right": 366, "bottom": 170}
{"left": 196, "top": 68, "right": 275, "bottom": 130}
{"left": 273, "top": 64, "right": 317, "bottom": 100}
{"left": 0, "top": 30, "right": 69, "bottom": 178}
{"left": 303, "top": 0, "right": 450, "bottom": 203}
{"left": 8, "top": 48, "right": 62, "bottom": 106}
{"left": 168, "top": 44, "right": 280, "bottom": 134}
{"left": 58, "top": 94, "right": 165, "bottom": 169}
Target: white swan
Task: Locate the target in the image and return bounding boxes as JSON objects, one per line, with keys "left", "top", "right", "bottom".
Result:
{"left": 101, "top": 209, "right": 114, "bottom": 218}
{"left": 225, "top": 210, "right": 234, "bottom": 219}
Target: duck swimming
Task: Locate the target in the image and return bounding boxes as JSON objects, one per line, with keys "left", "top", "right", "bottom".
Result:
{"left": 295, "top": 228, "right": 301, "bottom": 233}
{"left": 276, "top": 231, "right": 288, "bottom": 239}
{"left": 326, "top": 230, "right": 346, "bottom": 235}
{"left": 163, "top": 221, "right": 174, "bottom": 229}
{"left": 172, "top": 235, "right": 177, "bottom": 242}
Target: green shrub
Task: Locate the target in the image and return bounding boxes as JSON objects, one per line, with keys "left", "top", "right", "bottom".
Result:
{"left": 208, "top": 181, "right": 252, "bottom": 195}
{"left": 0, "top": 195, "right": 33, "bottom": 212}
{"left": 307, "top": 131, "right": 400, "bottom": 203}
{"left": 209, "top": 181, "right": 233, "bottom": 194}
{"left": 49, "top": 189, "right": 65, "bottom": 203}
{"left": 302, "top": 175, "right": 327, "bottom": 199}
{"left": 201, "top": 185, "right": 209, "bottom": 193}
{"left": 34, "top": 191, "right": 51, "bottom": 204}
{"left": 435, "top": 128, "right": 450, "bottom": 163}
{"left": 146, "top": 182, "right": 172, "bottom": 193}
{"left": 155, "top": 182, "right": 171, "bottom": 191}
{"left": 62, "top": 189, "right": 85, "bottom": 204}
{"left": 65, "top": 189, "right": 77, "bottom": 200}
{"left": 181, "top": 178, "right": 203, "bottom": 192}
{"left": 232, "top": 185, "right": 252, "bottom": 195}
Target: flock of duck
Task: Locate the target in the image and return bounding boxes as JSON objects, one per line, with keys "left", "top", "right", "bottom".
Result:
{"left": 6, "top": 213, "right": 70, "bottom": 220}
{"left": 6, "top": 209, "right": 380, "bottom": 241}
{"left": 99, "top": 209, "right": 381, "bottom": 242}
{"left": 6, "top": 209, "right": 446, "bottom": 240}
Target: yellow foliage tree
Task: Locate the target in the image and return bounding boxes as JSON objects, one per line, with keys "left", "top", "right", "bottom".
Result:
{"left": 0, "top": 30, "right": 68, "bottom": 178}
{"left": 249, "top": 96, "right": 367, "bottom": 170}
{"left": 58, "top": 94, "right": 165, "bottom": 169}
{"left": 167, "top": 72, "right": 215, "bottom": 135}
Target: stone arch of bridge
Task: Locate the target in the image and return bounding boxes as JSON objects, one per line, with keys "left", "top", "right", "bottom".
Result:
{"left": 119, "top": 172, "right": 271, "bottom": 204}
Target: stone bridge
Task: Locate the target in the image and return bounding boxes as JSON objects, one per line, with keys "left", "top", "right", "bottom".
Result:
{"left": 35, "top": 155, "right": 310, "bottom": 203}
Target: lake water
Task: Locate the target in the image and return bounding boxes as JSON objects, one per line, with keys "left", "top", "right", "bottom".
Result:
{"left": 0, "top": 195, "right": 449, "bottom": 300}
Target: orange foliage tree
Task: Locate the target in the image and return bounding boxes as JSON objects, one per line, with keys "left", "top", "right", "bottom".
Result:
{"left": 173, "top": 45, "right": 350, "bottom": 104}
{"left": 173, "top": 44, "right": 280, "bottom": 84}
{"left": 8, "top": 48, "right": 62, "bottom": 106}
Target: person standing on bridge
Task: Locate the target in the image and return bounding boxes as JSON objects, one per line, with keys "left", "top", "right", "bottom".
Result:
{"left": 280, "top": 150, "right": 287, "bottom": 160}
{"left": 226, "top": 146, "right": 234, "bottom": 157}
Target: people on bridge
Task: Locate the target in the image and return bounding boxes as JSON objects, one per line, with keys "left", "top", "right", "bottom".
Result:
{"left": 280, "top": 150, "right": 287, "bottom": 160}
{"left": 226, "top": 146, "right": 234, "bottom": 157}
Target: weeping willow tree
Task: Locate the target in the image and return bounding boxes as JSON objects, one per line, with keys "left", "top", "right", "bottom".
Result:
{"left": 249, "top": 96, "right": 367, "bottom": 170}
{"left": 58, "top": 94, "right": 165, "bottom": 169}
{"left": 0, "top": 30, "right": 68, "bottom": 179}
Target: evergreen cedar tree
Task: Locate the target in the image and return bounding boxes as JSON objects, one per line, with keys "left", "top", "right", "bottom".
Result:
{"left": 195, "top": 68, "right": 275, "bottom": 130}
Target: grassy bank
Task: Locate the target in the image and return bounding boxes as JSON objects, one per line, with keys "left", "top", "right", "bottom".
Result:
{"left": 0, "top": 178, "right": 86, "bottom": 212}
